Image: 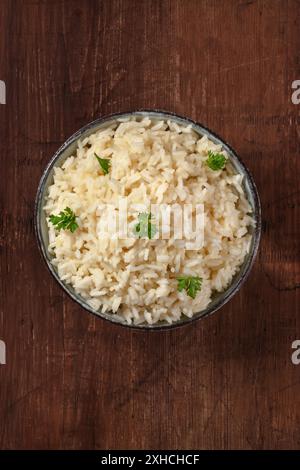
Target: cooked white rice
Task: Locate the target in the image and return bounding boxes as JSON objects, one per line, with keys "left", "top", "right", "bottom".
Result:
{"left": 44, "top": 116, "right": 254, "bottom": 325}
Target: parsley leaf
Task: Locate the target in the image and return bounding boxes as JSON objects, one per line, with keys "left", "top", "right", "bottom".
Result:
{"left": 49, "top": 207, "right": 79, "bottom": 233}
{"left": 133, "top": 212, "right": 157, "bottom": 239}
{"left": 206, "top": 150, "right": 226, "bottom": 171}
{"left": 94, "top": 153, "right": 111, "bottom": 174}
{"left": 177, "top": 276, "right": 202, "bottom": 299}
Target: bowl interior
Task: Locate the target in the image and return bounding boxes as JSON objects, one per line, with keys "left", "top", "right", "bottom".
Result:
{"left": 35, "top": 110, "right": 261, "bottom": 329}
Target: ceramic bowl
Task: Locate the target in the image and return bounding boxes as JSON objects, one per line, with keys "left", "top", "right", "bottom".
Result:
{"left": 35, "top": 110, "right": 261, "bottom": 329}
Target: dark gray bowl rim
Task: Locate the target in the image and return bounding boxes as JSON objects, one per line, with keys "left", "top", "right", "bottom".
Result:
{"left": 35, "top": 109, "right": 261, "bottom": 331}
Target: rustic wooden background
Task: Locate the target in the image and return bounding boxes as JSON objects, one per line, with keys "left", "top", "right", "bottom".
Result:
{"left": 0, "top": 0, "right": 299, "bottom": 450}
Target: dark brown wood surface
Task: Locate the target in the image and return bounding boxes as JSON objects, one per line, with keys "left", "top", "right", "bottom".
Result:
{"left": 0, "top": 0, "right": 299, "bottom": 450}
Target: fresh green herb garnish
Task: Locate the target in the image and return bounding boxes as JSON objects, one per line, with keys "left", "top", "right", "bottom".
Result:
{"left": 177, "top": 276, "right": 203, "bottom": 299}
{"left": 133, "top": 212, "right": 157, "bottom": 239}
{"left": 94, "top": 153, "right": 111, "bottom": 175}
{"left": 206, "top": 150, "right": 226, "bottom": 171}
{"left": 49, "top": 207, "right": 79, "bottom": 233}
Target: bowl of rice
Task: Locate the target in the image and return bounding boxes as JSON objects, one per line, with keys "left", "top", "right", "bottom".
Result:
{"left": 35, "top": 110, "right": 261, "bottom": 329}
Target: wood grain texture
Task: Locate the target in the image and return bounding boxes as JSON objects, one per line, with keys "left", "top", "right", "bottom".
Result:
{"left": 0, "top": 0, "right": 300, "bottom": 450}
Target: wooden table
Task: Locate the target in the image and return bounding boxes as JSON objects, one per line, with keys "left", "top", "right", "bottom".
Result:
{"left": 0, "top": 0, "right": 299, "bottom": 450}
